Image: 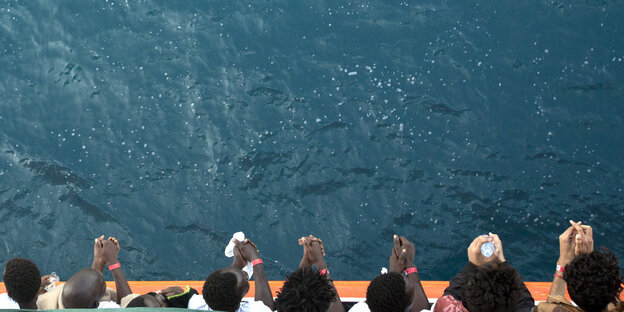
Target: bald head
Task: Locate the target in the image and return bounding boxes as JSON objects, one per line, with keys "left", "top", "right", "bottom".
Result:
{"left": 62, "top": 268, "right": 107, "bottom": 308}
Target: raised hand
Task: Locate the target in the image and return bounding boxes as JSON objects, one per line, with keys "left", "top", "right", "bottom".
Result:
{"left": 468, "top": 235, "right": 494, "bottom": 266}
{"left": 108, "top": 236, "right": 120, "bottom": 252}
{"left": 300, "top": 235, "right": 326, "bottom": 268}
{"left": 389, "top": 235, "right": 404, "bottom": 273}
{"left": 489, "top": 232, "right": 506, "bottom": 263}
{"left": 92, "top": 235, "right": 106, "bottom": 272}
{"left": 233, "top": 238, "right": 260, "bottom": 262}
{"left": 390, "top": 235, "right": 415, "bottom": 273}
{"left": 100, "top": 237, "right": 120, "bottom": 265}
{"left": 298, "top": 237, "right": 312, "bottom": 268}
{"left": 557, "top": 224, "right": 577, "bottom": 266}
{"left": 570, "top": 220, "right": 593, "bottom": 255}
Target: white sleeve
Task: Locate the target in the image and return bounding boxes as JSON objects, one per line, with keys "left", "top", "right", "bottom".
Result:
{"left": 239, "top": 300, "right": 273, "bottom": 312}
{"left": 0, "top": 293, "right": 20, "bottom": 309}
{"left": 96, "top": 301, "right": 120, "bottom": 309}
{"left": 188, "top": 294, "right": 210, "bottom": 310}
{"left": 348, "top": 301, "right": 370, "bottom": 312}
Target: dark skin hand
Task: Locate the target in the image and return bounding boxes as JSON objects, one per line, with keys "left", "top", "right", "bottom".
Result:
{"left": 300, "top": 235, "right": 345, "bottom": 312}
{"left": 232, "top": 238, "right": 274, "bottom": 310}
{"left": 38, "top": 274, "right": 52, "bottom": 296}
{"left": 91, "top": 235, "right": 132, "bottom": 304}
{"left": 298, "top": 236, "right": 324, "bottom": 268}
{"left": 548, "top": 220, "right": 593, "bottom": 301}
{"left": 158, "top": 286, "right": 184, "bottom": 297}
{"left": 467, "top": 233, "right": 505, "bottom": 267}
{"left": 390, "top": 235, "right": 430, "bottom": 312}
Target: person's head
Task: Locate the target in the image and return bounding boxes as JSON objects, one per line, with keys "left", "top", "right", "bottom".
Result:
{"left": 62, "top": 268, "right": 107, "bottom": 308}
{"left": 202, "top": 267, "right": 250, "bottom": 312}
{"left": 564, "top": 248, "right": 623, "bottom": 312}
{"left": 3, "top": 258, "right": 42, "bottom": 305}
{"left": 275, "top": 267, "right": 337, "bottom": 312}
{"left": 366, "top": 272, "right": 413, "bottom": 312}
{"left": 126, "top": 293, "right": 167, "bottom": 307}
{"left": 463, "top": 262, "right": 521, "bottom": 312}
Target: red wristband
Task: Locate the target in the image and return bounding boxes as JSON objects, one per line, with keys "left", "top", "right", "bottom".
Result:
{"left": 108, "top": 262, "right": 121, "bottom": 271}
{"left": 404, "top": 267, "right": 418, "bottom": 275}
{"left": 251, "top": 259, "right": 263, "bottom": 266}
{"left": 554, "top": 273, "right": 564, "bottom": 279}
{"left": 556, "top": 265, "right": 565, "bottom": 273}
{"left": 319, "top": 269, "right": 329, "bottom": 275}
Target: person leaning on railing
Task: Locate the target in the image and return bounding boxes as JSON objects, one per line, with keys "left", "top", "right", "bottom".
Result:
{"left": 537, "top": 220, "right": 623, "bottom": 312}
{"left": 275, "top": 235, "right": 345, "bottom": 312}
{"left": 433, "top": 233, "right": 534, "bottom": 312}
{"left": 188, "top": 236, "right": 274, "bottom": 312}
{"left": 1, "top": 257, "right": 50, "bottom": 309}
{"left": 350, "top": 235, "right": 431, "bottom": 312}
{"left": 37, "top": 235, "right": 133, "bottom": 309}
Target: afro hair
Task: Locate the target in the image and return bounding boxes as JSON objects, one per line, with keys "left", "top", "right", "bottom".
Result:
{"left": 366, "top": 272, "right": 411, "bottom": 312}
{"left": 463, "top": 262, "right": 521, "bottom": 312}
{"left": 564, "top": 248, "right": 623, "bottom": 312}
{"left": 203, "top": 270, "right": 242, "bottom": 312}
{"left": 275, "top": 267, "right": 337, "bottom": 312}
{"left": 3, "top": 258, "right": 41, "bottom": 304}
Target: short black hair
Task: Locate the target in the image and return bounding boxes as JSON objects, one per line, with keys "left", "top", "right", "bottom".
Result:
{"left": 126, "top": 296, "right": 148, "bottom": 307}
{"left": 203, "top": 270, "right": 242, "bottom": 312}
{"left": 275, "top": 267, "right": 337, "bottom": 312}
{"left": 463, "top": 262, "right": 521, "bottom": 312}
{"left": 366, "top": 272, "right": 411, "bottom": 312}
{"left": 3, "top": 258, "right": 41, "bottom": 304}
{"left": 564, "top": 248, "right": 623, "bottom": 312}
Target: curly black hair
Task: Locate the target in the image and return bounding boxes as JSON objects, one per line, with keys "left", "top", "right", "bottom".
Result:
{"left": 126, "top": 295, "right": 149, "bottom": 307}
{"left": 366, "top": 272, "right": 411, "bottom": 312}
{"left": 463, "top": 262, "right": 521, "bottom": 312}
{"left": 203, "top": 270, "right": 242, "bottom": 312}
{"left": 564, "top": 248, "right": 623, "bottom": 312}
{"left": 3, "top": 258, "right": 41, "bottom": 304}
{"left": 275, "top": 267, "right": 337, "bottom": 312}
{"left": 126, "top": 293, "right": 160, "bottom": 307}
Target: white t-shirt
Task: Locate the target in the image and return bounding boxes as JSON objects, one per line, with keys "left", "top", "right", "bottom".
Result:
{"left": 188, "top": 294, "right": 272, "bottom": 312}
{"left": 349, "top": 300, "right": 436, "bottom": 312}
{"left": 97, "top": 300, "right": 121, "bottom": 309}
{"left": 0, "top": 293, "right": 20, "bottom": 309}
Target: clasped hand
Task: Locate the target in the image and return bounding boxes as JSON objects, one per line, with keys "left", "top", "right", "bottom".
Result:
{"left": 231, "top": 238, "right": 261, "bottom": 269}
{"left": 558, "top": 220, "right": 593, "bottom": 266}
{"left": 389, "top": 235, "right": 416, "bottom": 273}
{"left": 93, "top": 235, "right": 121, "bottom": 269}
{"left": 298, "top": 235, "right": 326, "bottom": 269}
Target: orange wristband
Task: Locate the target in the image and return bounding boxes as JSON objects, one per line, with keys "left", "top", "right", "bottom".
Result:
{"left": 251, "top": 259, "right": 263, "bottom": 266}
{"left": 108, "top": 262, "right": 121, "bottom": 271}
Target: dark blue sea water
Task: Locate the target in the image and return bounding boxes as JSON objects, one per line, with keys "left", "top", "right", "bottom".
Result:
{"left": 1, "top": 0, "right": 623, "bottom": 283}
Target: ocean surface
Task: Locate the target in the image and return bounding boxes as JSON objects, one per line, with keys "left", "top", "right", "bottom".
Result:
{"left": 0, "top": 0, "right": 623, "bottom": 282}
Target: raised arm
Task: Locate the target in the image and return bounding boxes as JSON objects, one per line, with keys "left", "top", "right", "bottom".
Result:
{"left": 548, "top": 224, "right": 576, "bottom": 299}
{"left": 234, "top": 238, "right": 274, "bottom": 310}
{"left": 99, "top": 236, "right": 132, "bottom": 303}
{"left": 547, "top": 221, "right": 593, "bottom": 301}
{"left": 302, "top": 236, "right": 345, "bottom": 312}
{"left": 390, "top": 235, "right": 430, "bottom": 312}
{"left": 92, "top": 235, "right": 106, "bottom": 272}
